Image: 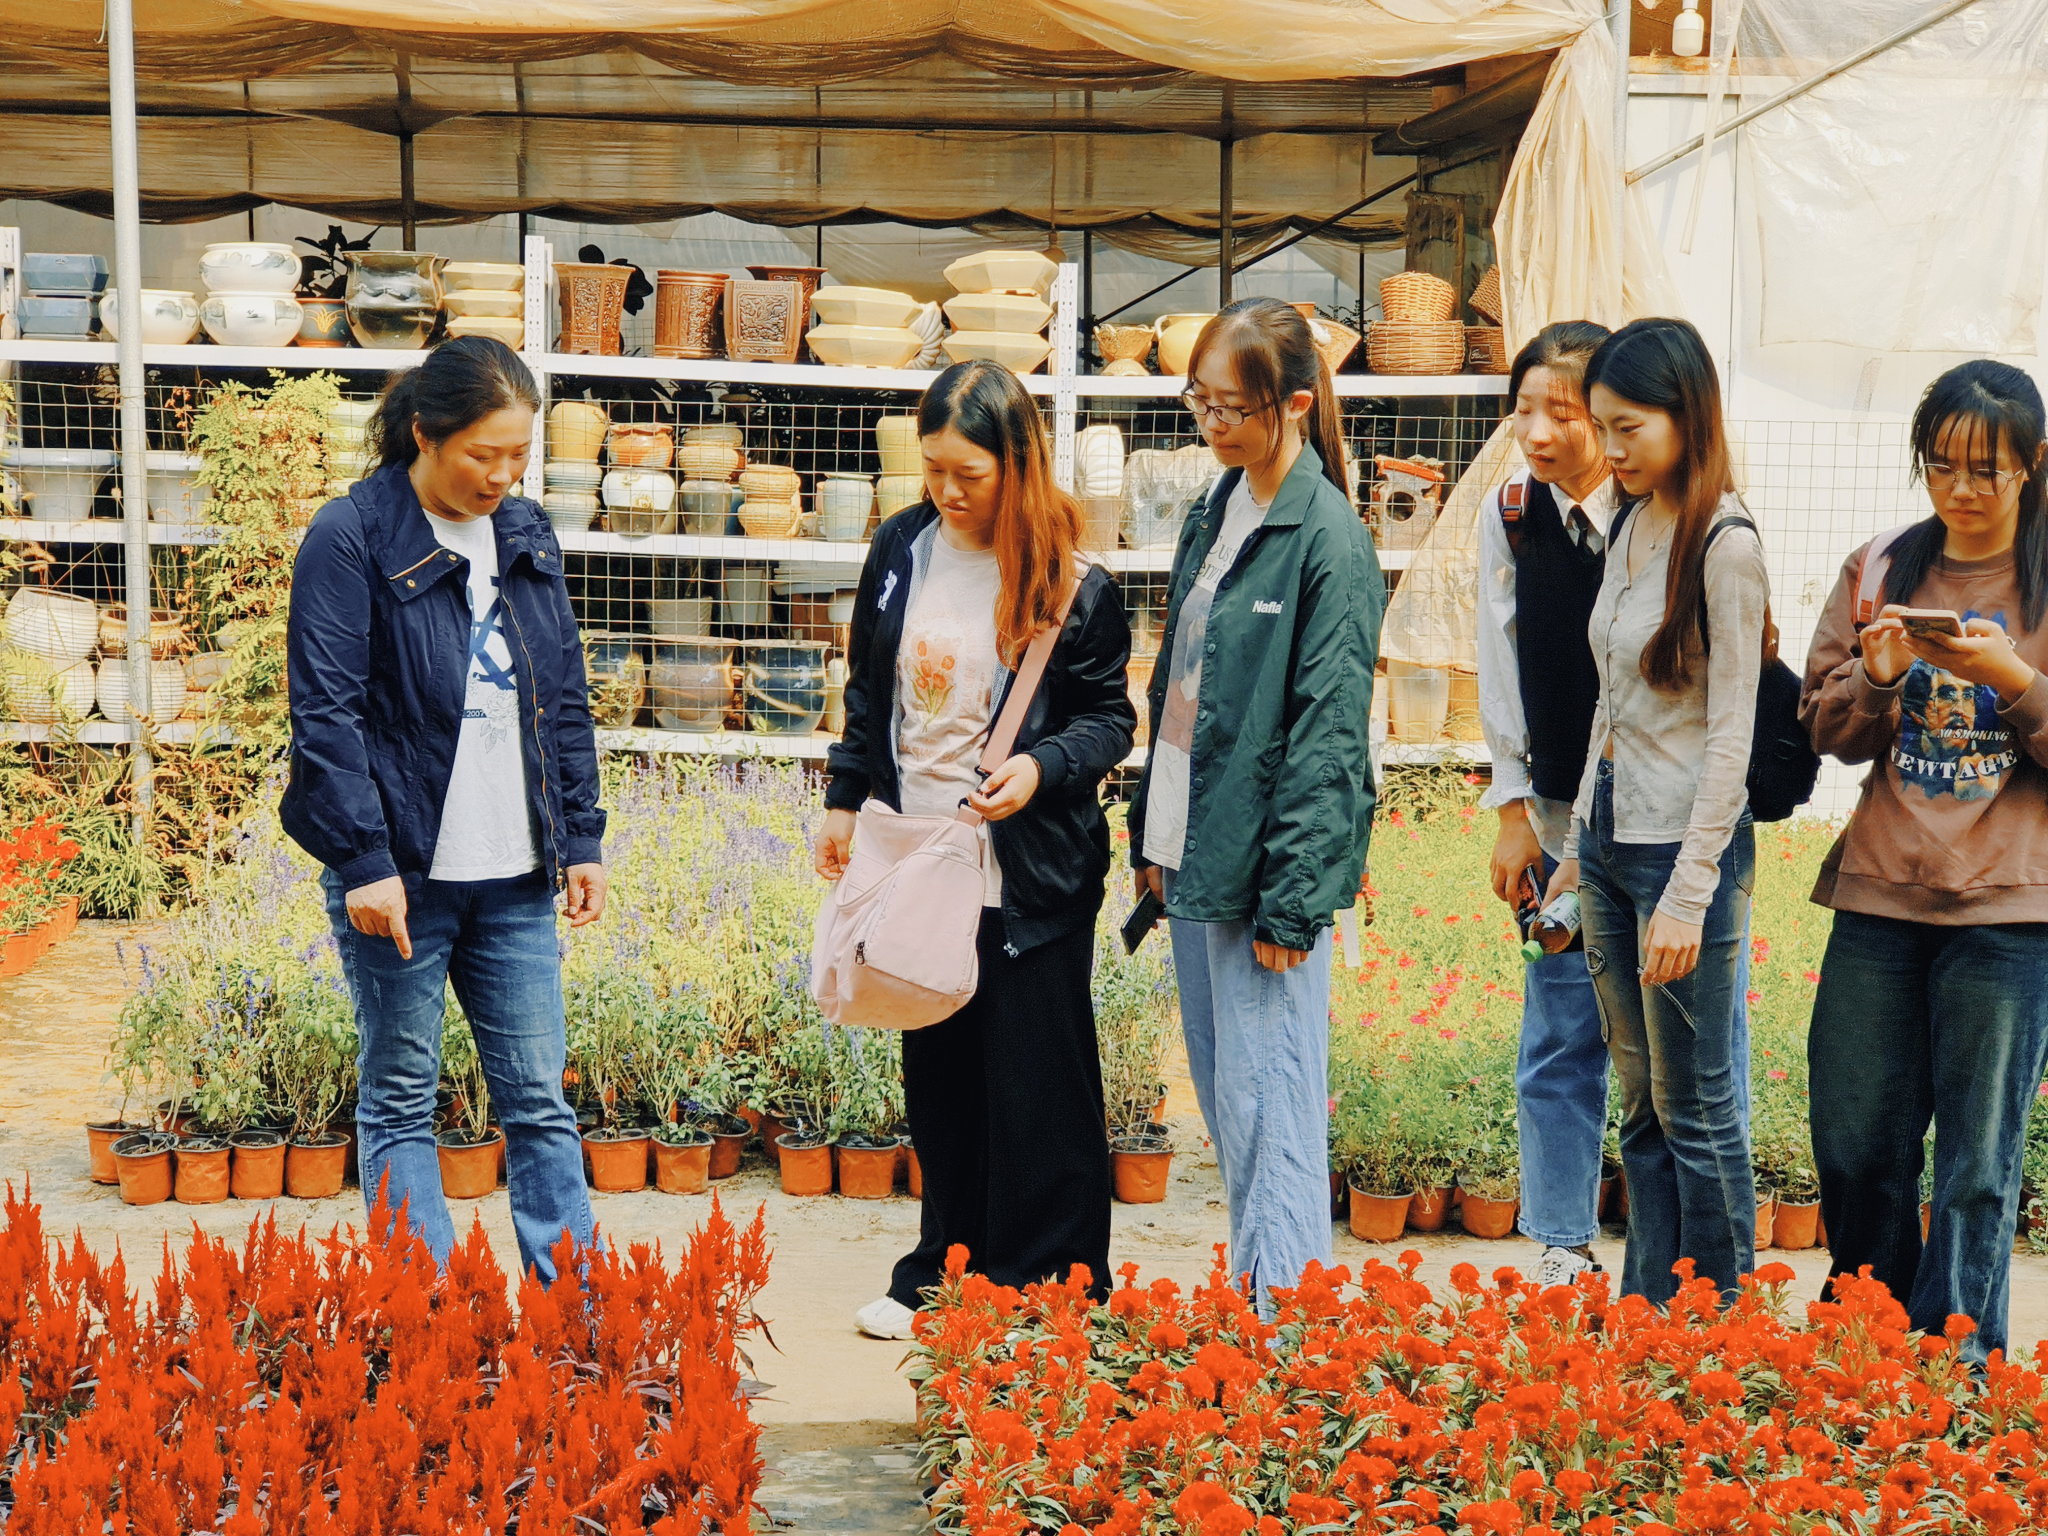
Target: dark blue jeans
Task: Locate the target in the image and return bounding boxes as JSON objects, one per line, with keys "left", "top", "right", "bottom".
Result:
{"left": 1579, "top": 760, "right": 1755, "bottom": 1305}
{"left": 322, "top": 868, "right": 595, "bottom": 1283}
{"left": 1809, "top": 910, "right": 2048, "bottom": 1365}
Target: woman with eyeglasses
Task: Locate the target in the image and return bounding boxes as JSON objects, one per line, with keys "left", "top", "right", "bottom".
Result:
{"left": 1801, "top": 359, "right": 2048, "bottom": 1365}
{"left": 1127, "top": 298, "right": 1383, "bottom": 1313}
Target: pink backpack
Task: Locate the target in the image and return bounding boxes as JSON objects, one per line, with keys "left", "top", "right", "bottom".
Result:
{"left": 810, "top": 577, "right": 1078, "bottom": 1030}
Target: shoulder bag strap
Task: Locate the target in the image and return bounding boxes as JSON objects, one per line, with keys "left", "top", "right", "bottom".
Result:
{"left": 1499, "top": 474, "right": 1529, "bottom": 560}
{"left": 1853, "top": 523, "right": 1916, "bottom": 630}
{"left": 954, "top": 562, "right": 1085, "bottom": 824}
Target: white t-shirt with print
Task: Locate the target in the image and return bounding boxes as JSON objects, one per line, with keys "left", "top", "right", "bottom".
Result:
{"left": 895, "top": 531, "right": 1006, "bottom": 906}
{"left": 1143, "top": 475, "right": 1268, "bottom": 871}
{"left": 423, "top": 508, "right": 541, "bottom": 883}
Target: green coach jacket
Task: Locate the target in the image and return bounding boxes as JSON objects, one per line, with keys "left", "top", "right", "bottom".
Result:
{"left": 1128, "top": 444, "right": 1384, "bottom": 950}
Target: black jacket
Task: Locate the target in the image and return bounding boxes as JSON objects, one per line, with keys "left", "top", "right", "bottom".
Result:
{"left": 824, "top": 502, "right": 1137, "bottom": 954}
{"left": 279, "top": 463, "right": 606, "bottom": 896}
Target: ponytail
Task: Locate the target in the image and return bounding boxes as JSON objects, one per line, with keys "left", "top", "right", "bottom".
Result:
{"left": 1186, "top": 298, "right": 1349, "bottom": 500}
{"left": 370, "top": 335, "right": 541, "bottom": 472}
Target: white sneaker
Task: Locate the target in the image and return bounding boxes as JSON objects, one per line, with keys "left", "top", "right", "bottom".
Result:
{"left": 854, "top": 1295, "right": 917, "bottom": 1340}
{"left": 1535, "top": 1246, "right": 1601, "bottom": 1289}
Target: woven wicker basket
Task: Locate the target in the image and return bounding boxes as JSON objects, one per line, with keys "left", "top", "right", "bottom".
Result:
{"left": 1379, "top": 271, "right": 1458, "bottom": 324}
{"left": 1366, "top": 321, "right": 1466, "bottom": 376}
{"left": 1466, "top": 325, "right": 1509, "bottom": 375}
{"left": 738, "top": 500, "right": 801, "bottom": 539}
{"left": 1469, "top": 265, "right": 1504, "bottom": 326}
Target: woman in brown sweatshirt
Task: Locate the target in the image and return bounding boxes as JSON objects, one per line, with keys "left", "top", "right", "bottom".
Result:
{"left": 1800, "top": 359, "right": 2048, "bottom": 1365}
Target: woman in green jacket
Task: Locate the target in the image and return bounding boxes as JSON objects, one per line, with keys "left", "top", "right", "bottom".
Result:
{"left": 1129, "top": 298, "right": 1384, "bottom": 1309}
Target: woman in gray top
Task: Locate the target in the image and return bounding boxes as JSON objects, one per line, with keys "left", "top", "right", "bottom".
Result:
{"left": 1549, "top": 318, "right": 1769, "bottom": 1305}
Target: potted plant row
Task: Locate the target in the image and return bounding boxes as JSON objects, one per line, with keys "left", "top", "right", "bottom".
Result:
{"left": 0, "top": 817, "right": 82, "bottom": 979}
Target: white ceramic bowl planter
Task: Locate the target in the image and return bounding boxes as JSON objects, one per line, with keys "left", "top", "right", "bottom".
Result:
{"left": 145, "top": 452, "right": 210, "bottom": 522}
{"left": 4, "top": 588, "right": 99, "bottom": 667}
{"left": 0, "top": 655, "right": 96, "bottom": 724}
{"left": 95, "top": 657, "right": 187, "bottom": 726}
{"left": 197, "top": 242, "right": 301, "bottom": 296}
{"left": 0, "top": 448, "right": 116, "bottom": 521}
{"left": 99, "top": 289, "right": 202, "bottom": 346}
{"left": 199, "top": 293, "right": 303, "bottom": 348}
{"left": 601, "top": 470, "right": 678, "bottom": 536}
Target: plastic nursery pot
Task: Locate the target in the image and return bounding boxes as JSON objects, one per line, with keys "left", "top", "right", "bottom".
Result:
{"left": 1773, "top": 1197, "right": 1822, "bottom": 1252}
{"left": 777, "top": 1133, "right": 834, "bottom": 1197}
{"left": 1111, "top": 1134, "right": 1172, "bottom": 1204}
{"left": 229, "top": 1128, "right": 287, "bottom": 1200}
{"left": 285, "top": 1132, "right": 349, "bottom": 1199}
{"left": 87, "top": 1120, "right": 150, "bottom": 1184}
{"left": 1329, "top": 1169, "right": 1346, "bottom": 1219}
{"left": 437, "top": 1128, "right": 506, "bottom": 1200}
{"left": 113, "top": 1132, "right": 177, "bottom": 1206}
{"left": 906, "top": 1142, "right": 923, "bottom": 1200}
{"left": 1407, "top": 1185, "right": 1455, "bottom": 1234}
{"left": 1755, "top": 1192, "right": 1778, "bottom": 1251}
{"left": 174, "top": 1136, "right": 232, "bottom": 1205}
{"left": 1455, "top": 1182, "right": 1519, "bottom": 1240}
{"left": 653, "top": 1134, "right": 714, "bottom": 1195}
{"left": 583, "top": 1127, "right": 652, "bottom": 1193}
{"left": 706, "top": 1113, "right": 749, "bottom": 1179}
{"left": 0, "top": 930, "right": 38, "bottom": 978}
{"left": 890, "top": 1121, "right": 912, "bottom": 1187}
{"left": 1348, "top": 1186, "right": 1414, "bottom": 1243}
{"left": 835, "top": 1138, "right": 899, "bottom": 1200}
{"left": 1921, "top": 1200, "right": 1932, "bottom": 1242}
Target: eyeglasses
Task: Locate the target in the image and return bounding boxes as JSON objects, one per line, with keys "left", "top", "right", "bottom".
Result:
{"left": 1925, "top": 462, "right": 2023, "bottom": 495}
{"left": 1181, "top": 391, "right": 1248, "bottom": 428}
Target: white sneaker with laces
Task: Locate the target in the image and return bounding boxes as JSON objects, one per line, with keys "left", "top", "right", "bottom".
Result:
{"left": 854, "top": 1295, "right": 917, "bottom": 1340}
{"left": 1535, "top": 1245, "right": 1600, "bottom": 1289}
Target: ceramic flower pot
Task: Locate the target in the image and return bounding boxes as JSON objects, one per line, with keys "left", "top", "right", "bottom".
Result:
{"left": 1348, "top": 1186, "right": 1413, "bottom": 1243}
{"left": 87, "top": 1120, "right": 150, "bottom": 1183}
{"left": 741, "top": 641, "right": 827, "bottom": 735}
{"left": 198, "top": 241, "right": 300, "bottom": 295}
{"left": 777, "top": 1134, "right": 834, "bottom": 1196}
{"left": 95, "top": 657, "right": 187, "bottom": 727}
{"left": 174, "top": 1137, "right": 231, "bottom": 1204}
{"left": 296, "top": 297, "right": 351, "bottom": 348}
{"left": 555, "top": 262, "right": 632, "bottom": 356}
{"left": 650, "top": 639, "right": 736, "bottom": 729}
{"left": 285, "top": 1133, "right": 348, "bottom": 1198}
{"left": 1407, "top": 1185, "right": 1455, "bottom": 1233}
{"left": 745, "top": 264, "right": 824, "bottom": 358}
{"left": 199, "top": 292, "right": 303, "bottom": 348}
{"left": 1772, "top": 1197, "right": 1821, "bottom": 1251}
{"left": 229, "top": 1129, "right": 287, "bottom": 1200}
{"left": 583, "top": 1128, "right": 651, "bottom": 1192}
{"left": 835, "top": 1140, "right": 898, "bottom": 1200}
{"left": 346, "top": 251, "right": 444, "bottom": 349}
{"left": 1455, "top": 1184, "right": 1519, "bottom": 1239}
{"left": 548, "top": 400, "right": 610, "bottom": 462}
{"left": 654, "top": 269, "right": 728, "bottom": 359}
{"left": 814, "top": 475, "right": 874, "bottom": 542}
{"left": 113, "top": 1133, "right": 176, "bottom": 1205}
{"left": 1154, "top": 312, "right": 1216, "bottom": 377}
{"left": 724, "top": 279, "right": 804, "bottom": 364}
{"left": 6, "top": 587, "right": 99, "bottom": 667}
{"left": 874, "top": 415, "right": 921, "bottom": 476}
{"left": 607, "top": 424, "right": 674, "bottom": 469}
{"left": 437, "top": 1129, "right": 504, "bottom": 1199}
{"left": 99, "top": 288, "right": 201, "bottom": 346}
{"left": 653, "top": 1135, "right": 713, "bottom": 1194}
{"left": 1111, "top": 1135, "right": 1172, "bottom": 1204}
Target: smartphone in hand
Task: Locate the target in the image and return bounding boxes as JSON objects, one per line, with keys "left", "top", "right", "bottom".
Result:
{"left": 1899, "top": 607, "right": 1965, "bottom": 640}
{"left": 1122, "top": 889, "right": 1165, "bottom": 954}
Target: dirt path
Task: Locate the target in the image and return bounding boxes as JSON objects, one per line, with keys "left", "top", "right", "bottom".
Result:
{"left": 11, "top": 922, "right": 2048, "bottom": 1532}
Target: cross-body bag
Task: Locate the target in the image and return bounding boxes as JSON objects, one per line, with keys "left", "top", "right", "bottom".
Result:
{"left": 810, "top": 575, "right": 1080, "bottom": 1030}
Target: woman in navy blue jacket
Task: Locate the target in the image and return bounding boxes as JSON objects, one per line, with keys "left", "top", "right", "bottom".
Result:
{"left": 282, "top": 336, "right": 607, "bottom": 1283}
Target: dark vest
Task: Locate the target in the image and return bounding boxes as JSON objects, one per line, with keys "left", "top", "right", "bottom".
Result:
{"left": 1513, "top": 478, "right": 1607, "bottom": 802}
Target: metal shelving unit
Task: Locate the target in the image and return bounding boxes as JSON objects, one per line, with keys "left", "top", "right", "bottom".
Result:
{"left": 2, "top": 232, "right": 1501, "bottom": 767}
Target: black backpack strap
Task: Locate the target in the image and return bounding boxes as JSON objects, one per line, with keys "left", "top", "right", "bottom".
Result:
{"left": 1698, "top": 514, "right": 1765, "bottom": 659}
{"left": 1499, "top": 475, "right": 1528, "bottom": 560}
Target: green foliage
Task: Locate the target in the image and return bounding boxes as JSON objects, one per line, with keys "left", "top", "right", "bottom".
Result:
{"left": 828, "top": 1028, "right": 904, "bottom": 1143}
{"left": 1095, "top": 817, "right": 1179, "bottom": 1137}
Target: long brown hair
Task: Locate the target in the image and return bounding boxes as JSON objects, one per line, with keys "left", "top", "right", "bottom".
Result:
{"left": 1584, "top": 318, "right": 1737, "bottom": 692}
{"left": 916, "top": 360, "right": 1082, "bottom": 667}
{"left": 1184, "top": 299, "right": 1348, "bottom": 500}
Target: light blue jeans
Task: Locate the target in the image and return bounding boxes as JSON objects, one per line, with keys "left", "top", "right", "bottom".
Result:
{"left": 1162, "top": 870, "right": 1334, "bottom": 1314}
{"left": 322, "top": 867, "right": 596, "bottom": 1283}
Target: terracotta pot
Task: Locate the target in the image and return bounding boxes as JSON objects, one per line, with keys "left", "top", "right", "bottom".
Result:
{"left": 1111, "top": 1137, "right": 1172, "bottom": 1204}
{"left": 229, "top": 1130, "right": 287, "bottom": 1200}
{"left": 174, "top": 1138, "right": 231, "bottom": 1204}
{"left": 906, "top": 1144, "right": 923, "bottom": 1200}
{"left": 285, "top": 1134, "right": 348, "bottom": 1199}
{"left": 297, "top": 297, "right": 351, "bottom": 348}
{"left": 777, "top": 1134, "right": 834, "bottom": 1196}
{"left": 87, "top": 1120, "right": 147, "bottom": 1183}
{"left": 113, "top": 1133, "right": 175, "bottom": 1206}
{"left": 1457, "top": 1185, "right": 1519, "bottom": 1239}
{"left": 1756, "top": 1193, "right": 1777, "bottom": 1250}
{"left": 555, "top": 262, "right": 632, "bottom": 356}
{"left": 0, "top": 931, "right": 37, "bottom": 978}
{"left": 1407, "top": 1185, "right": 1455, "bottom": 1233}
{"left": 1349, "top": 1186, "right": 1413, "bottom": 1243}
{"left": 837, "top": 1141, "right": 898, "bottom": 1200}
{"left": 654, "top": 1137, "right": 713, "bottom": 1194}
{"left": 654, "top": 270, "right": 727, "bottom": 359}
{"left": 724, "top": 279, "right": 804, "bottom": 364}
{"left": 437, "top": 1130, "right": 504, "bottom": 1199}
{"left": 1773, "top": 1197, "right": 1822, "bottom": 1251}
{"left": 746, "top": 264, "right": 824, "bottom": 359}
{"left": 49, "top": 894, "right": 79, "bottom": 943}
{"left": 583, "top": 1130, "right": 651, "bottom": 1193}
{"left": 607, "top": 424, "right": 674, "bottom": 469}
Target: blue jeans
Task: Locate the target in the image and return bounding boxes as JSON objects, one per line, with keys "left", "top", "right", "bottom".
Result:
{"left": 1809, "top": 910, "right": 2048, "bottom": 1365}
{"left": 322, "top": 868, "right": 595, "bottom": 1282}
{"left": 1579, "top": 760, "right": 1755, "bottom": 1305}
{"left": 1163, "top": 869, "right": 1333, "bottom": 1314}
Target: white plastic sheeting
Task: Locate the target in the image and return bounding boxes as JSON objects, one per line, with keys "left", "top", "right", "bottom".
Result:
{"left": 1737, "top": 0, "right": 2048, "bottom": 354}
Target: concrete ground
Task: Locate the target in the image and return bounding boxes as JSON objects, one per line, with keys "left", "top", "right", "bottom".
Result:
{"left": 9, "top": 922, "right": 2048, "bottom": 1533}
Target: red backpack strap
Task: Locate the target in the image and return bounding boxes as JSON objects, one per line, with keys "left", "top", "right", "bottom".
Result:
{"left": 1852, "top": 524, "right": 1915, "bottom": 630}
{"left": 1499, "top": 474, "right": 1529, "bottom": 560}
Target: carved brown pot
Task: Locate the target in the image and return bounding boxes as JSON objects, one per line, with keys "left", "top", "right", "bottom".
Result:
{"left": 724, "top": 279, "right": 804, "bottom": 365}
{"left": 655, "top": 270, "right": 728, "bottom": 359}
{"left": 555, "top": 262, "right": 631, "bottom": 356}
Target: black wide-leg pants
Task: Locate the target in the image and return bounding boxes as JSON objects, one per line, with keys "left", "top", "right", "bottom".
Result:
{"left": 890, "top": 911, "right": 1112, "bottom": 1307}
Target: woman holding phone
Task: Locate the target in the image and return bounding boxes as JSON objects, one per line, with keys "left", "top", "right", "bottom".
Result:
{"left": 1548, "top": 317, "right": 1768, "bottom": 1306}
{"left": 1801, "top": 359, "right": 2048, "bottom": 1365}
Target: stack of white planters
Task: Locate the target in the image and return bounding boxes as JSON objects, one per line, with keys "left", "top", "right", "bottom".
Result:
{"left": 940, "top": 251, "right": 1058, "bottom": 375}
{"left": 196, "top": 243, "right": 303, "bottom": 348}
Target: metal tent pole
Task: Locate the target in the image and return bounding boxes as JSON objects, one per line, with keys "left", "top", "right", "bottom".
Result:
{"left": 106, "top": 0, "right": 153, "bottom": 841}
{"left": 1611, "top": 0, "right": 1631, "bottom": 240}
